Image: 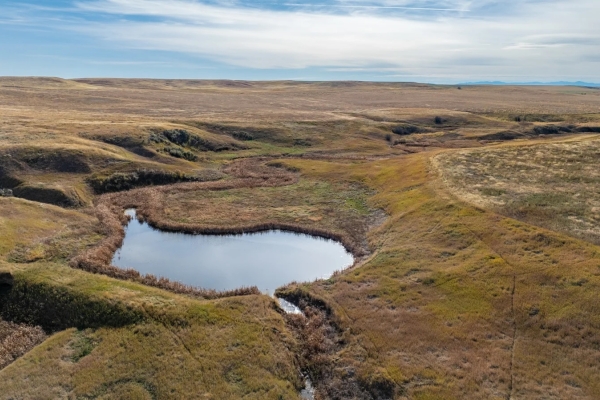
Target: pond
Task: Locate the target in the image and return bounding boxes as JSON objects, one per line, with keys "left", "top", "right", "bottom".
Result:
{"left": 112, "top": 209, "right": 354, "bottom": 294}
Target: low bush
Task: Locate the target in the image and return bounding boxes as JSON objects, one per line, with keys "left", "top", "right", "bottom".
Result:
{"left": 532, "top": 125, "right": 573, "bottom": 135}
{"left": 478, "top": 131, "right": 524, "bottom": 141}
{"left": 162, "top": 146, "right": 198, "bottom": 161}
{"left": 232, "top": 131, "right": 254, "bottom": 141}
{"left": 0, "top": 318, "right": 46, "bottom": 370}
{"left": 576, "top": 126, "right": 600, "bottom": 133}
{"left": 162, "top": 129, "right": 190, "bottom": 146}
{"left": 196, "top": 123, "right": 279, "bottom": 142}
{"left": 391, "top": 125, "right": 421, "bottom": 136}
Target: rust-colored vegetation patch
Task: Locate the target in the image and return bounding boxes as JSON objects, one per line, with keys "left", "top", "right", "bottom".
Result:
{"left": 0, "top": 318, "right": 46, "bottom": 370}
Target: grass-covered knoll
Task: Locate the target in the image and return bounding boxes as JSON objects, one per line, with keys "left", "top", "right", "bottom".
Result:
{"left": 436, "top": 136, "right": 600, "bottom": 245}
{"left": 0, "top": 197, "right": 101, "bottom": 263}
{"left": 0, "top": 265, "right": 302, "bottom": 399}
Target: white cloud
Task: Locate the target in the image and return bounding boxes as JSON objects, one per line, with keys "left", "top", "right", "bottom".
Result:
{"left": 63, "top": 0, "right": 600, "bottom": 79}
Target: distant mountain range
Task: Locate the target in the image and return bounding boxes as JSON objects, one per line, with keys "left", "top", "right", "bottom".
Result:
{"left": 459, "top": 81, "right": 600, "bottom": 87}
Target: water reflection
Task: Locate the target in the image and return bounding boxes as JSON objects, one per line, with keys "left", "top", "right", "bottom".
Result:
{"left": 112, "top": 210, "right": 353, "bottom": 293}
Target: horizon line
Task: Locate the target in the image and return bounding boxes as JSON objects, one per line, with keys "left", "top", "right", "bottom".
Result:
{"left": 1, "top": 76, "right": 599, "bottom": 87}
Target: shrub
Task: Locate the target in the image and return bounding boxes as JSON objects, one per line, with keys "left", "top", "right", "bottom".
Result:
{"left": 187, "top": 135, "right": 232, "bottom": 151}
{"left": 434, "top": 116, "right": 443, "bottom": 125}
{"left": 576, "top": 126, "right": 600, "bottom": 133}
{"left": 478, "top": 131, "right": 523, "bottom": 141}
{"left": 148, "top": 132, "right": 166, "bottom": 144}
{"left": 162, "top": 146, "right": 198, "bottom": 161}
{"left": 231, "top": 131, "right": 254, "bottom": 141}
{"left": 162, "top": 129, "right": 190, "bottom": 146}
{"left": 532, "top": 125, "right": 573, "bottom": 135}
{"left": 391, "top": 125, "right": 420, "bottom": 136}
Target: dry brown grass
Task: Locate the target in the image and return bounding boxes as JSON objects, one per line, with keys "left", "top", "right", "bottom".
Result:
{"left": 435, "top": 136, "right": 600, "bottom": 245}
{"left": 2, "top": 78, "right": 600, "bottom": 121}
{"left": 3, "top": 78, "right": 600, "bottom": 399}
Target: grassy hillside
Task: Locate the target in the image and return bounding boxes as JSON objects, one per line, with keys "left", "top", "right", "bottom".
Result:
{"left": 279, "top": 151, "right": 600, "bottom": 398}
{"left": 1, "top": 79, "right": 600, "bottom": 399}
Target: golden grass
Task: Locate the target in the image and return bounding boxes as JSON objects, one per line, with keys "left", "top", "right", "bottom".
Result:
{"left": 2, "top": 79, "right": 600, "bottom": 399}
{"left": 0, "top": 260, "right": 303, "bottom": 398}
{"left": 435, "top": 136, "right": 600, "bottom": 244}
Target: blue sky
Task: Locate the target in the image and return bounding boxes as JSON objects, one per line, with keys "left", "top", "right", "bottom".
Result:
{"left": 1, "top": 0, "right": 599, "bottom": 82}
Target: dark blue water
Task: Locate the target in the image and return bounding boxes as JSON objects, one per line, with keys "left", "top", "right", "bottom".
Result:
{"left": 112, "top": 210, "right": 354, "bottom": 293}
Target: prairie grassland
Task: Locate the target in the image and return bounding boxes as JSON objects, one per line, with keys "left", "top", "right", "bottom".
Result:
{"left": 278, "top": 151, "right": 600, "bottom": 399}
{"left": 2, "top": 78, "right": 600, "bottom": 399}
{"left": 0, "top": 197, "right": 101, "bottom": 263}
{"left": 435, "top": 136, "right": 600, "bottom": 245}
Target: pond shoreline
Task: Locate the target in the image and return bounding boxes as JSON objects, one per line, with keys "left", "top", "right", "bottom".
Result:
{"left": 71, "top": 186, "right": 367, "bottom": 299}
{"left": 113, "top": 209, "right": 353, "bottom": 294}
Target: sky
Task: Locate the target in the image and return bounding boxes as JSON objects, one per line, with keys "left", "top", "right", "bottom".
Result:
{"left": 0, "top": 0, "right": 599, "bottom": 82}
